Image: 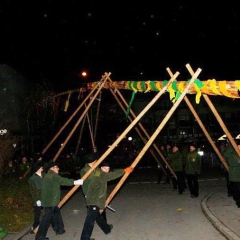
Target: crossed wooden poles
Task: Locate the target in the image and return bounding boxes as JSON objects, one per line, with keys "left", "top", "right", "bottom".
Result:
{"left": 41, "top": 63, "right": 239, "bottom": 210}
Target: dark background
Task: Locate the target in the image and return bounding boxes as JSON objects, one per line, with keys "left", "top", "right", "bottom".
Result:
{"left": 1, "top": 2, "right": 240, "bottom": 91}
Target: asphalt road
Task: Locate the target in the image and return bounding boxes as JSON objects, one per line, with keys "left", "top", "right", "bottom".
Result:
{"left": 5, "top": 166, "right": 233, "bottom": 240}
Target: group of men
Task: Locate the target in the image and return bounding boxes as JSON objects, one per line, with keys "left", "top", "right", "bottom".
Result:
{"left": 158, "top": 142, "right": 202, "bottom": 198}
{"left": 27, "top": 136, "right": 240, "bottom": 240}
{"left": 159, "top": 137, "right": 240, "bottom": 207}
{"left": 28, "top": 152, "right": 133, "bottom": 240}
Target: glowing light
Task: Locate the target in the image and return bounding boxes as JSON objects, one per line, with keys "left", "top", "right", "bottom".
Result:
{"left": 0, "top": 129, "right": 7, "bottom": 135}
{"left": 81, "top": 71, "right": 87, "bottom": 77}
{"left": 198, "top": 151, "right": 204, "bottom": 156}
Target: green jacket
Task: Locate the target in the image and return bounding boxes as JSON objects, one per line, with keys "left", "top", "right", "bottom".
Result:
{"left": 185, "top": 150, "right": 201, "bottom": 175}
{"left": 167, "top": 150, "right": 183, "bottom": 172}
{"left": 19, "top": 162, "right": 31, "bottom": 178}
{"left": 80, "top": 164, "right": 124, "bottom": 209}
{"left": 28, "top": 172, "right": 46, "bottom": 205}
{"left": 222, "top": 144, "right": 240, "bottom": 182}
{"left": 80, "top": 164, "right": 96, "bottom": 196}
{"left": 41, "top": 170, "right": 74, "bottom": 207}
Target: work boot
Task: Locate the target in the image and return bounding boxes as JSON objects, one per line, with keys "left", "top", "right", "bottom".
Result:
{"left": 107, "top": 224, "right": 113, "bottom": 234}
{"left": 56, "top": 229, "right": 65, "bottom": 235}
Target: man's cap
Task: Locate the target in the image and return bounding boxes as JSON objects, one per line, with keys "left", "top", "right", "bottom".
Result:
{"left": 32, "top": 162, "right": 44, "bottom": 172}
{"left": 235, "top": 139, "right": 240, "bottom": 145}
{"left": 189, "top": 142, "right": 197, "bottom": 148}
{"left": 84, "top": 152, "right": 99, "bottom": 163}
{"left": 173, "top": 143, "right": 179, "bottom": 149}
{"left": 100, "top": 161, "right": 110, "bottom": 167}
{"left": 48, "top": 162, "right": 60, "bottom": 169}
{"left": 166, "top": 141, "right": 172, "bottom": 147}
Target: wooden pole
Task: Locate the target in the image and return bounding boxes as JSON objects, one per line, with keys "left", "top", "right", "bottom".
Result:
{"left": 105, "top": 66, "right": 202, "bottom": 207}
{"left": 113, "top": 86, "right": 171, "bottom": 176}
{"left": 42, "top": 78, "right": 102, "bottom": 155}
{"left": 74, "top": 115, "right": 87, "bottom": 156}
{"left": 53, "top": 74, "right": 110, "bottom": 162}
{"left": 186, "top": 65, "right": 240, "bottom": 159}
{"left": 166, "top": 67, "right": 229, "bottom": 171}
{"left": 58, "top": 71, "right": 180, "bottom": 208}
{"left": 94, "top": 91, "right": 101, "bottom": 142}
{"left": 85, "top": 103, "right": 96, "bottom": 151}
{"left": 109, "top": 88, "right": 167, "bottom": 176}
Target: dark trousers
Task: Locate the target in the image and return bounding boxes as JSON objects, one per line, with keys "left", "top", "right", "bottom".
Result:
{"left": 230, "top": 182, "right": 240, "bottom": 207}
{"left": 186, "top": 174, "right": 199, "bottom": 197}
{"left": 81, "top": 205, "right": 111, "bottom": 240}
{"left": 157, "top": 169, "right": 163, "bottom": 184}
{"left": 172, "top": 171, "right": 185, "bottom": 193}
{"left": 224, "top": 171, "right": 232, "bottom": 196}
{"left": 33, "top": 206, "right": 42, "bottom": 229}
{"left": 165, "top": 166, "right": 171, "bottom": 183}
{"left": 35, "top": 206, "right": 64, "bottom": 240}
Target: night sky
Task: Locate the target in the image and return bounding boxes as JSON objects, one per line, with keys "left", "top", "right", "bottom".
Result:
{"left": 1, "top": 2, "right": 240, "bottom": 91}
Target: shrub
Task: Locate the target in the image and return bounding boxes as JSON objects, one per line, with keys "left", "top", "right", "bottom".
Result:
{"left": 0, "top": 177, "right": 33, "bottom": 232}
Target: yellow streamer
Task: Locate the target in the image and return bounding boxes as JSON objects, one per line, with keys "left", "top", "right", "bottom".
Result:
{"left": 167, "top": 84, "right": 175, "bottom": 102}
{"left": 137, "top": 81, "right": 143, "bottom": 92}
{"left": 177, "top": 82, "right": 185, "bottom": 93}
{"left": 200, "top": 80, "right": 211, "bottom": 94}
{"left": 209, "top": 79, "right": 221, "bottom": 95}
{"left": 194, "top": 83, "right": 201, "bottom": 104}
{"left": 145, "top": 81, "right": 152, "bottom": 93}
{"left": 130, "top": 82, "right": 138, "bottom": 93}
{"left": 235, "top": 81, "right": 240, "bottom": 91}
{"left": 64, "top": 92, "right": 71, "bottom": 112}
{"left": 155, "top": 82, "right": 162, "bottom": 91}
{"left": 219, "top": 81, "right": 233, "bottom": 98}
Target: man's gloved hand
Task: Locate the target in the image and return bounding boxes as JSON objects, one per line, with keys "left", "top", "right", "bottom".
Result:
{"left": 36, "top": 200, "right": 41, "bottom": 206}
{"left": 74, "top": 179, "right": 84, "bottom": 185}
{"left": 124, "top": 167, "right": 133, "bottom": 173}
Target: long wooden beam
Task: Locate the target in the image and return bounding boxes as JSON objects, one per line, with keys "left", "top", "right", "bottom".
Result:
{"left": 87, "top": 80, "right": 240, "bottom": 98}
{"left": 105, "top": 65, "right": 202, "bottom": 207}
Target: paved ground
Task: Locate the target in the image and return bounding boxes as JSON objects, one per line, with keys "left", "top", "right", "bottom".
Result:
{"left": 4, "top": 166, "right": 240, "bottom": 240}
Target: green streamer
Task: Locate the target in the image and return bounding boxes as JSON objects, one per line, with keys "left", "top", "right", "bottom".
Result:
{"left": 126, "top": 91, "right": 136, "bottom": 118}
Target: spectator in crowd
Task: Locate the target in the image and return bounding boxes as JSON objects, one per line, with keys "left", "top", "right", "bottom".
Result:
{"left": 4, "top": 159, "right": 16, "bottom": 178}
{"left": 167, "top": 144, "right": 185, "bottom": 194}
{"left": 157, "top": 144, "right": 165, "bottom": 184}
{"left": 65, "top": 153, "right": 76, "bottom": 178}
{"left": 222, "top": 139, "right": 240, "bottom": 208}
{"left": 28, "top": 162, "right": 46, "bottom": 234}
{"left": 164, "top": 143, "right": 172, "bottom": 184}
{"left": 185, "top": 143, "right": 202, "bottom": 198}
{"left": 80, "top": 152, "right": 133, "bottom": 240}
{"left": 35, "top": 162, "right": 83, "bottom": 240}
{"left": 219, "top": 140, "right": 232, "bottom": 197}
{"left": 19, "top": 155, "right": 31, "bottom": 180}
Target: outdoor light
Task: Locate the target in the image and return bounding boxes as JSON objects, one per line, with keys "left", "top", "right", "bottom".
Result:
{"left": 218, "top": 134, "right": 227, "bottom": 140}
{"left": 236, "top": 134, "right": 240, "bottom": 139}
{"left": 0, "top": 129, "right": 7, "bottom": 135}
{"left": 198, "top": 150, "right": 204, "bottom": 156}
{"left": 81, "top": 71, "right": 87, "bottom": 77}
{"left": 128, "top": 136, "right": 132, "bottom": 141}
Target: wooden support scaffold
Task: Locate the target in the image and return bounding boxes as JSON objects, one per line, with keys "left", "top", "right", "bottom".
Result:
{"left": 41, "top": 63, "right": 240, "bottom": 210}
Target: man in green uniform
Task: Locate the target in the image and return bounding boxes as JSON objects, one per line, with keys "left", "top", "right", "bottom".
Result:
{"left": 185, "top": 143, "right": 201, "bottom": 198}
{"left": 167, "top": 144, "right": 185, "bottom": 194}
{"left": 28, "top": 162, "right": 46, "bottom": 234}
{"left": 222, "top": 139, "right": 240, "bottom": 207}
{"left": 35, "top": 162, "right": 83, "bottom": 240}
{"left": 80, "top": 152, "right": 133, "bottom": 240}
